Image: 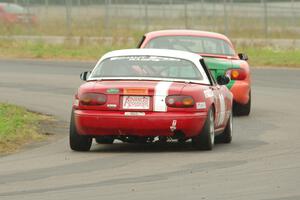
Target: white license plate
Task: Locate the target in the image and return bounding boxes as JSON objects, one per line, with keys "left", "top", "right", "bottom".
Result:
{"left": 122, "top": 96, "right": 150, "bottom": 110}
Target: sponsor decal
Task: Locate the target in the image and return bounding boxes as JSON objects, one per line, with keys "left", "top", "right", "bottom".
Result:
{"left": 107, "top": 104, "right": 117, "bottom": 108}
{"left": 154, "top": 81, "right": 172, "bottom": 112}
{"left": 170, "top": 120, "right": 177, "bottom": 132}
{"left": 123, "top": 88, "right": 148, "bottom": 95}
{"left": 204, "top": 89, "right": 214, "bottom": 98}
{"left": 107, "top": 88, "right": 120, "bottom": 94}
{"left": 124, "top": 112, "right": 145, "bottom": 116}
{"left": 110, "top": 56, "right": 180, "bottom": 62}
{"left": 196, "top": 102, "right": 206, "bottom": 109}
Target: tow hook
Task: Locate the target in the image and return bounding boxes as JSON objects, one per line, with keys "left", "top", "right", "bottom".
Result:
{"left": 170, "top": 120, "right": 177, "bottom": 132}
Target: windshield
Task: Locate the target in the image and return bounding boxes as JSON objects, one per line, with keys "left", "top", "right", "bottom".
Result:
{"left": 4, "top": 4, "right": 26, "bottom": 14}
{"left": 90, "top": 56, "right": 203, "bottom": 81}
{"left": 145, "top": 36, "right": 236, "bottom": 56}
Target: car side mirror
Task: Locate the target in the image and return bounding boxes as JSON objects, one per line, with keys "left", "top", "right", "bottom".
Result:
{"left": 217, "top": 75, "right": 230, "bottom": 85}
{"left": 80, "top": 71, "right": 91, "bottom": 81}
{"left": 238, "top": 53, "right": 248, "bottom": 61}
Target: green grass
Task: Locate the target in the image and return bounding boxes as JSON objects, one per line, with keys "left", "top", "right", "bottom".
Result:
{"left": 0, "top": 40, "right": 133, "bottom": 60}
{"left": 0, "top": 39, "right": 299, "bottom": 67}
{"left": 238, "top": 47, "right": 300, "bottom": 67}
{"left": 0, "top": 103, "right": 48, "bottom": 154}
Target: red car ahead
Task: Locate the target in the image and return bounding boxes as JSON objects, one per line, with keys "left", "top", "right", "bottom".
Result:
{"left": 0, "top": 3, "right": 37, "bottom": 25}
{"left": 138, "top": 30, "right": 251, "bottom": 116}
{"left": 70, "top": 49, "right": 233, "bottom": 151}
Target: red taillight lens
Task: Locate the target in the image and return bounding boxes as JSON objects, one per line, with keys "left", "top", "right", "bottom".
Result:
{"left": 79, "top": 93, "right": 107, "bottom": 106}
{"left": 226, "top": 69, "right": 246, "bottom": 80}
{"left": 166, "top": 95, "right": 195, "bottom": 108}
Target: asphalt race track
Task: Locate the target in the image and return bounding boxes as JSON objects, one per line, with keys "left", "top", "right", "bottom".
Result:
{"left": 0, "top": 59, "right": 299, "bottom": 200}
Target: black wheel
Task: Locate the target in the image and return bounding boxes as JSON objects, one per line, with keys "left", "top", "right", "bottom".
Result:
{"left": 216, "top": 111, "right": 232, "bottom": 143}
{"left": 69, "top": 111, "right": 92, "bottom": 151}
{"left": 192, "top": 108, "right": 215, "bottom": 150}
{"left": 233, "top": 91, "right": 251, "bottom": 116}
{"left": 95, "top": 136, "right": 114, "bottom": 144}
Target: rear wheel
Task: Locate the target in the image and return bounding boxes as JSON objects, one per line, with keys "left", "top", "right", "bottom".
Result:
{"left": 216, "top": 111, "right": 232, "bottom": 143}
{"left": 69, "top": 111, "right": 92, "bottom": 151}
{"left": 192, "top": 108, "right": 215, "bottom": 150}
{"left": 233, "top": 91, "right": 251, "bottom": 116}
{"left": 95, "top": 136, "right": 114, "bottom": 144}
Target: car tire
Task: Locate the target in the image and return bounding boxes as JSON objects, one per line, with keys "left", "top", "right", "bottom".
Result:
{"left": 233, "top": 91, "right": 251, "bottom": 116}
{"left": 69, "top": 110, "right": 92, "bottom": 151}
{"left": 216, "top": 111, "right": 232, "bottom": 143}
{"left": 192, "top": 108, "right": 215, "bottom": 150}
{"left": 95, "top": 137, "right": 114, "bottom": 144}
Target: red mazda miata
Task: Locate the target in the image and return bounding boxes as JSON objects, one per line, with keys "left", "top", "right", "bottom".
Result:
{"left": 70, "top": 49, "right": 233, "bottom": 151}
{"left": 138, "top": 30, "right": 251, "bottom": 116}
{"left": 0, "top": 3, "right": 37, "bottom": 25}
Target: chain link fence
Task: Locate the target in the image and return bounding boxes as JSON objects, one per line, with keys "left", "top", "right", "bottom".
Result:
{"left": 1, "top": 0, "right": 300, "bottom": 45}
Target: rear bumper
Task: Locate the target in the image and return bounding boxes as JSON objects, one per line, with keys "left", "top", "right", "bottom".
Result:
{"left": 230, "top": 80, "right": 250, "bottom": 105}
{"left": 74, "top": 110, "right": 207, "bottom": 138}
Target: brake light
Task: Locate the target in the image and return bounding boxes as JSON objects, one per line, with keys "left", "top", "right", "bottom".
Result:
{"left": 226, "top": 69, "right": 246, "bottom": 80}
{"left": 79, "top": 93, "right": 107, "bottom": 106}
{"left": 166, "top": 95, "right": 195, "bottom": 108}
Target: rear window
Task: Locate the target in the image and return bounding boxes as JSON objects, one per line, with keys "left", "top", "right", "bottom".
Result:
{"left": 145, "top": 36, "right": 235, "bottom": 56}
{"left": 91, "top": 56, "right": 203, "bottom": 81}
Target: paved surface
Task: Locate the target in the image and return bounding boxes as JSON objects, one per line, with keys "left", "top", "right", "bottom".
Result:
{"left": 0, "top": 59, "right": 300, "bottom": 200}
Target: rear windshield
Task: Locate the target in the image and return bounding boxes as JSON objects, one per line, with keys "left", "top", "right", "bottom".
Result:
{"left": 4, "top": 4, "right": 26, "bottom": 14}
{"left": 145, "top": 36, "right": 235, "bottom": 56}
{"left": 91, "top": 56, "right": 203, "bottom": 81}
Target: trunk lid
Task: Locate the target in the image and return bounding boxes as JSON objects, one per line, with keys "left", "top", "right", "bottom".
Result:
{"left": 79, "top": 80, "right": 186, "bottom": 112}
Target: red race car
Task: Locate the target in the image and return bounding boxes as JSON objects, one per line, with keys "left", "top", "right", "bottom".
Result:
{"left": 0, "top": 3, "right": 37, "bottom": 25}
{"left": 138, "top": 30, "right": 251, "bottom": 116}
{"left": 70, "top": 49, "right": 233, "bottom": 151}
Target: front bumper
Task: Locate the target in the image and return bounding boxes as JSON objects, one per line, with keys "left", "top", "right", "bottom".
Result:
{"left": 74, "top": 110, "right": 207, "bottom": 138}
{"left": 230, "top": 80, "right": 250, "bottom": 105}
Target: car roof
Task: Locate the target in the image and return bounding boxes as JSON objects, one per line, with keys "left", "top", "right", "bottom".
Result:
{"left": 100, "top": 48, "right": 203, "bottom": 62}
{"left": 144, "top": 29, "right": 232, "bottom": 45}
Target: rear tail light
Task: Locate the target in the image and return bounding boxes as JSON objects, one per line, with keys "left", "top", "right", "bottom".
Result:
{"left": 226, "top": 69, "right": 246, "bottom": 80}
{"left": 166, "top": 95, "right": 195, "bottom": 108}
{"left": 79, "top": 93, "right": 107, "bottom": 106}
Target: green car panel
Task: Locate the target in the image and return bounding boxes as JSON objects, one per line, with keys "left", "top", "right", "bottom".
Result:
{"left": 203, "top": 57, "right": 241, "bottom": 90}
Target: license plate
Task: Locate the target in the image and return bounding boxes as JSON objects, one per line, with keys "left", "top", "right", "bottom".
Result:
{"left": 122, "top": 96, "right": 150, "bottom": 110}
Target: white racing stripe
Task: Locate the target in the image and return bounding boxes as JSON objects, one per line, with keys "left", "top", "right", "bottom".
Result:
{"left": 218, "top": 93, "right": 226, "bottom": 126}
{"left": 154, "top": 81, "right": 173, "bottom": 112}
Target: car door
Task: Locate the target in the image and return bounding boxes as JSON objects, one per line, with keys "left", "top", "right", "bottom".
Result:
{"left": 210, "top": 81, "right": 227, "bottom": 129}
{"left": 200, "top": 59, "right": 226, "bottom": 129}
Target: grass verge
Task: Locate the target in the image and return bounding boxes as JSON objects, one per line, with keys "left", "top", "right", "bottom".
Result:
{"left": 238, "top": 47, "right": 300, "bottom": 68}
{"left": 0, "top": 103, "right": 49, "bottom": 154}
{"left": 0, "top": 40, "right": 300, "bottom": 67}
